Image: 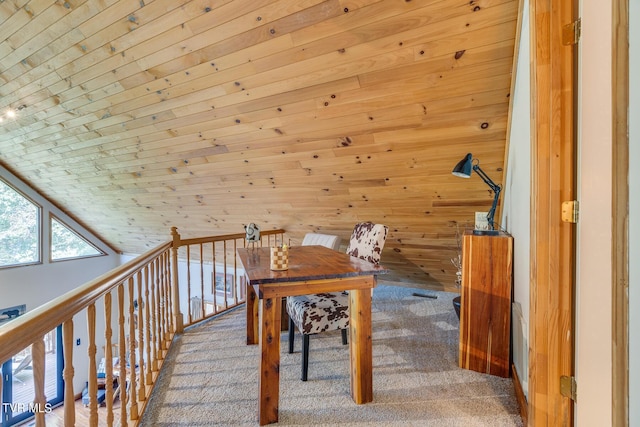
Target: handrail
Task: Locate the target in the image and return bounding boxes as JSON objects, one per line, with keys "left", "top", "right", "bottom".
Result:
{"left": 177, "top": 230, "right": 285, "bottom": 247}
{"left": 0, "top": 227, "right": 285, "bottom": 427}
{"left": 0, "top": 242, "right": 171, "bottom": 364}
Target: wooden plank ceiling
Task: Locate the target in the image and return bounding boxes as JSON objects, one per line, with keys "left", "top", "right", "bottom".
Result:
{"left": 0, "top": 0, "right": 519, "bottom": 292}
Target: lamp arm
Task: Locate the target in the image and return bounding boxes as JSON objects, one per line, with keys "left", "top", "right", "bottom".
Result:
{"left": 473, "top": 164, "right": 501, "bottom": 230}
{"left": 472, "top": 164, "right": 500, "bottom": 193}
{"left": 486, "top": 185, "right": 501, "bottom": 230}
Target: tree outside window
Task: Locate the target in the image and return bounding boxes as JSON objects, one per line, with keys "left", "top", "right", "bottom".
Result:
{"left": 1, "top": 178, "right": 105, "bottom": 267}
{"left": 50, "top": 217, "right": 103, "bottom": 261}
{"left": 0, "top": 179, "right": 40, "bottom": 267}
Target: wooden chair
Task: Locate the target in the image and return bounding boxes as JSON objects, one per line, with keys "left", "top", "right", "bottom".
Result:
{"left": 287, "top": 223, "right": 388, "bottom": 381}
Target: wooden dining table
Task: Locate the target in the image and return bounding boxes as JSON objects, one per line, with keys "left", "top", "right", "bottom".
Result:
{"left": 236, "top": 245, "right": 389, "bottom": 425}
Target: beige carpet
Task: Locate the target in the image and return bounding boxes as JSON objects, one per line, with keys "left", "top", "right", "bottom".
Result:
{"left": 140, "top": 285, "right": 523, "bottom": 426}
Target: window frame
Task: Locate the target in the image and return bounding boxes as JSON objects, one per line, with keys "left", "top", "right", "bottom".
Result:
{"left": 0, "top": 177, "right": 43, "bottom": 269}
{"left": 49, "top": 213, "right": 106, "bottom": 263}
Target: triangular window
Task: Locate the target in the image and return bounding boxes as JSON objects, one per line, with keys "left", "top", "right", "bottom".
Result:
{"left": 50, "top": 216, "right": 104, "bottom": 261}
{"left": 0, "top": 179, "right": 41, "bottom": 267}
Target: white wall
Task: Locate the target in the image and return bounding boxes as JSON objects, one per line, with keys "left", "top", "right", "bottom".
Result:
{"left": 629, "top": 0, "right": 639, "bottom": 423}
{"left": 0, "top": 165, "right": 121, "bottom": 393}
{"left": 500, "top": 0, "right": 531, "bottom": 399}
{"left": 575, "top": 1, "right": 613, "bottom": 424}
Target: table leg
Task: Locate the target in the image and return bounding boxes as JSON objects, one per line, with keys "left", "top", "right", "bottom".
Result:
{"left": 246, "top": 284, "right": 259, "bottom": 345}
{"left": 349, "top": 285, "right": 374, "bottom": 404}
{"left": 259, "top": 296, "right": 281, "bottom": 425}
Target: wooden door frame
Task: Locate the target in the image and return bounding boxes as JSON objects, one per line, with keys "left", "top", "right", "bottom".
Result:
{"left": 529, "top": 0, "right": 577, "bottom": 425}
{"left": 612, "top": 0, "right": 629, "bottom": 424}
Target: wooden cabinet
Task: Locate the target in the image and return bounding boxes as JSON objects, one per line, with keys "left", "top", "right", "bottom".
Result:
{"left": 459, "top": 230, "right": 513, "bottom": 377}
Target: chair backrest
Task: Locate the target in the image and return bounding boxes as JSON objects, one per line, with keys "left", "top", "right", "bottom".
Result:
{"left": 12, "top": 354, "right": 32, "bottom": 375}
{"left": 346, "top": 222, "right": 388, "bottom": 264}
{"left": 301, "top": 233, "right": 341, "bottom": 251}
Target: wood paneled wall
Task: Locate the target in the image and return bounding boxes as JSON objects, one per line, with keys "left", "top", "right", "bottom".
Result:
{"left": 0, "top": 0, "right": 520, "bottom": 292}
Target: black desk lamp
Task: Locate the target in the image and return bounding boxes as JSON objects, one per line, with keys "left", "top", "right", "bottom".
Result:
{"left": 452, "top": 153, "right": 501, "bottom": 235}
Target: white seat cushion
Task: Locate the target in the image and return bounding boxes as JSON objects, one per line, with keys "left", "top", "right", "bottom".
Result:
{"left": 301, "top": 233, "right": 341, "bottom": 251}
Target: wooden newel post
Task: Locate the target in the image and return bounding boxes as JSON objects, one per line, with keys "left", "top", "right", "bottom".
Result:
{"left": 170, "top": 227, "right": 184, "bottom": 334}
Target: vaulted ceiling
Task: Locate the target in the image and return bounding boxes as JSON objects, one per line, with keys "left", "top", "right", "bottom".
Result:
{"left": 0, "top": 0, "right": 519, "bottom": 292}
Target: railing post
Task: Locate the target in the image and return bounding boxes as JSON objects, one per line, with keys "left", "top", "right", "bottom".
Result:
{"left": 32, "top": 336, "right": 46, "bottom": 427}
{"left": 103, "top": 295, "right": 114, "bottom": 427}
{"left": 87, "top": 304, "right": 98, "bottom": 427}
{"left": 63, "top": 319, "right": 76, "bottom": 427}
{"left": 171, "top": 227, "right": 184, "bottom": 334}
{"left": 128, "top": 278, "right": 139, "bottom": 420}
{"left": 117, "top": 284, "right": 128, "bottom": 425}
{"left": 136, "top": 271, "right": 146, "bottom": 402}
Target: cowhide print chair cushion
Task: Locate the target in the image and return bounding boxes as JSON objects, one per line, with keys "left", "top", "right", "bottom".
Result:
{"left": 286, "top": 225, "right": 388, "bottom": 381}
{"left": 286, "top": 291, "right": 349, "bottom": 381}
{"left": 287, "top": 292, "right": 349, "bottom": 335}
{"left": 345, "top": 222, "right": 388, "bottom": 265}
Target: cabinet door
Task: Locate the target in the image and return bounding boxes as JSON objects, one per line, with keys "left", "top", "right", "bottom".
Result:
{"left": 459, "top": 232, "right": 513, "bottom": 377}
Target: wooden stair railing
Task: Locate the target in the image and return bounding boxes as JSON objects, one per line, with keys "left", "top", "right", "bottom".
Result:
{"left": 172, "top": 227, "right": 285, "bottom": 328}
{"left": 0, "top": 227, "right": 284, "bottom": 426}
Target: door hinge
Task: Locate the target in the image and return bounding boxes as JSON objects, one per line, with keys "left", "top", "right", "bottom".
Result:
{"left": 560, "top": 375, "right": 577, "bottom": 401}
{"left": 562, "top": 19, "right": 581, "bottom": 45}
{"left": 561, "top": 200, "right": 579, "bottom": 223}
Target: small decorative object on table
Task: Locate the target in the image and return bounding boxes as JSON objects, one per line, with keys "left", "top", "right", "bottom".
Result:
{"left": 474, "top": 211, "right": 490, "bottom": 232}
{"left": 270, "top": 244, "right": 289, "bottom": 270}
{"left": 244, "top": 222, "right": 261, "bottom": 249}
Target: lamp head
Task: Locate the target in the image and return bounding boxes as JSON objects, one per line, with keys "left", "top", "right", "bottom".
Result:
{"left": 451, "top": 152, "right": 502, "bottom": 233}
{"left": 452, "top": 153, "right": 473, "bottom": 178}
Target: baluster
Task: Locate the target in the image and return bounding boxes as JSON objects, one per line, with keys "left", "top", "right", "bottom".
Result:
{"left": 160, "top": 252, "right": 167, "bottom": 346}
{"left": 128, "top": 278, "right": 139, "bottom": 420}
{"left": 117, "top": 283, "right": 128, "bottom": 426}
{"left": 223, "top": 240, "right": 228, "bottom": 309}
{"left": 212, "top": 241, "right": 218, "bottom": 311}
{"left": 145, "top": 265, "right": 153, "bottom": 385}
{"left": 186, "top": 245, "right": 192, "bottom": 324}
{"left": 233, "top": 239, "right": 239, "bottom": 305}
{"left": 103, "top": 293, "right": 114, "bottom": 427}
{"left": 166, "top": 251, "right": 176, "bottom": 335}
{"left": 159, "top": 255, "right": 166, "bottom": 355}
{"left": 152, "top": 259, "right": 162, "bottom": 364}
{"left": 32, "top": 336, "right": 46, "bottom": 427}
{"left": 87, "top": 304, "right": 99, "bottom": 427}
{"left": 162, "top": 252, "right": 170, "bottom": 349}
{"left": 62, "top": 319, "right": 76, "bottom": 427}
{"left": 136, "top": 271, "right": 146, "bottom": 401}
{"left": 200, "top": 243, "right": 205, "bottom": 320}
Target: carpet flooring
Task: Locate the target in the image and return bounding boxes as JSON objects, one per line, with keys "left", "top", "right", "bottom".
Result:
{"left": 140, "top": 285, "right": 523, "bottom": 426}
